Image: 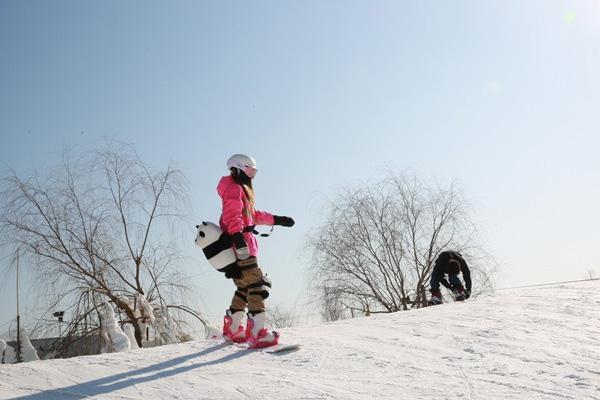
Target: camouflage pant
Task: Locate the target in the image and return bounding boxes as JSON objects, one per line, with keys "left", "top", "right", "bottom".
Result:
{"left": 230, "top": 257, "right": 267, "bottom": 314}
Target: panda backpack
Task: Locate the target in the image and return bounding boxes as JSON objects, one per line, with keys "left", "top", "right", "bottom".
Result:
{"left": 194, "top": 222, "right": 272, "bottom": 297}
{"left": 195, "top": 221, "right": 238, "bottom": 277}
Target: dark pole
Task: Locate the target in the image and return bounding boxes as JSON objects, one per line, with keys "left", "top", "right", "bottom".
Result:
{"left": 16, "top": 249, "right": 22, "bottom": 363}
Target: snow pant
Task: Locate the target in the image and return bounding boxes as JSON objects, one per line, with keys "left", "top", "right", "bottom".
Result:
{"left": 230, "top": 257, "right": 267, "bottom": 314}
{"left": 430, "top": 266, "right": 463, "bottom": 291}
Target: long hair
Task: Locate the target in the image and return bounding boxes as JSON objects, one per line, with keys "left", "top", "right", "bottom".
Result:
{"left": 230, "top": 168, "right": 254, "bottom": 218}
{"left": 230, "top": 167, "right": 253, "bottom": 189}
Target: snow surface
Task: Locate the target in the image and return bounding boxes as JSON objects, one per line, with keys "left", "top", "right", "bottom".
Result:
{"left": 0, "top": 281, "right": 599, "bottom": 399}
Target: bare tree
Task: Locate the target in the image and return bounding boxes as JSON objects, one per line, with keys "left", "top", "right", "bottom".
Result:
{"left": 319, "top": 285, "right": 349, "bottom": 321}
{"left": 267, "top": 305, "right": 297, "bottom": 329}
{"left": 585, "top": 269, "right": 598, "bottom": 280}
{"left": 308, "top": 172, "right": 495, "bottom": 320}
{"left": 0, "top": 145, "right": 203, "bottom": 349}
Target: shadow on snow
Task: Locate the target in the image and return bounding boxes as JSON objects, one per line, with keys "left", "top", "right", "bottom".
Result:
{"left": 8, "top": 342, "right": 249, "bottom": 399}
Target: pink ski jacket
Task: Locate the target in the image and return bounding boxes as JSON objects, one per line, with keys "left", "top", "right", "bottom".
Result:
{"left": 217, "top": 175, "right": 274, "bottom": 257}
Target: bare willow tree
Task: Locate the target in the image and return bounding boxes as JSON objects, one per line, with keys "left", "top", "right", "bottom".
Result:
{"left": 267, "top": 305, "right": 297, "bottom": 329}
{"left": 308, "top": 172, "right": 494, "bottom": 320}
{"left": 0, "top": 145, "right": 202, "bottom": 349}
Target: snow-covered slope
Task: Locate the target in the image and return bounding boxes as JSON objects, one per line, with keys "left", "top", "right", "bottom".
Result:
{"left": 1, "top": 281, "right": 599, "bottom": 400}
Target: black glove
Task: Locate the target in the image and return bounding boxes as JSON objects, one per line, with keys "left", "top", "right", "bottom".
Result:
{"left": 273, "top": 215, "right": 295, "bottom": 227}
{"left": 232, "top": 232, "right": 249, "bottom": 260}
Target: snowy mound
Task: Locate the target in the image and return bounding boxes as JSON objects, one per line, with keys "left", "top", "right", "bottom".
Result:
{"left": 1, "top": 281, "right": 598, "bottom": 399}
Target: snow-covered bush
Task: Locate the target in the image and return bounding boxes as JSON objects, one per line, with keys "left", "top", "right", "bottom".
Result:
{"left": 19, "top": 329, "right": 39, "bottom": 362}
{"left": 114, "top": 294, "right": 156, "bottom": 347}
{"left": 98, "top": 302, "right": 130, "bottom": 353}
{"left": 0, "top": 339, "right": 6, "bottom": 363}
{"left": 137, "top": 294, "right": 156, "bottom": 325}
{"left": 106, "top": 295, "right": 191, "bottom": 349}
{"left": 1, "top": 339, "right": 16, "bottom": 364}
{"left": 153, "top": 306, "right": 177, "bottom": 345}
{"left": 123, "top": 324, "right": 140, "bottom": 349}
{"left": 129, "top": 295, "right": 191, "bottom": 347}
{"left": 143, "top": 306, "right": 181, "bottom": 347}
{"left": 205, "top": 325, "right": 221, "bottom": 340}
{"left": 0, "top": 332, "right": 39, "bottom": 363}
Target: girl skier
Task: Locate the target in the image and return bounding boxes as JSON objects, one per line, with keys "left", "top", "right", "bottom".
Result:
{"left": 218, "top": 154, "right": 295, "bottom": 348}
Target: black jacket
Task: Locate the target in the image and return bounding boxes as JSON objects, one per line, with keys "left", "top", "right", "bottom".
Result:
{"left": 434, "top": 251, "right": 472, "bottom": 292}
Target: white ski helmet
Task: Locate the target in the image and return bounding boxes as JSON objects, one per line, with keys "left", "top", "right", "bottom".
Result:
{"left": 226, "top": 154, "right": 257, "bottom": 178}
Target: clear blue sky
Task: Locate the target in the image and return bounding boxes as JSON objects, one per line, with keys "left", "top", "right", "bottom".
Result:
{"left": 1, "top": 1, "right": 599, "bottom": 334}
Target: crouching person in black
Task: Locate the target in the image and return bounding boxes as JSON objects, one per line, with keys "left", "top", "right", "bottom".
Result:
{"left": 428, "top": 251, "right": 472, "bottom": 305}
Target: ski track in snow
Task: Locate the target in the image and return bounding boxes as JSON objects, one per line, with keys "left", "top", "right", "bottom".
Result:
{"left": 1, "top": 281, "right": 599, "bottom": 399}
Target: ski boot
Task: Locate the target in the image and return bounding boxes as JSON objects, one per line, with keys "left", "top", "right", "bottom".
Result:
{"left": 428, "top": 288, "right": 443, "bottom": 306}
{"left": 223, "top": 309, "right": 246, "bottom": 343}
{"left": 453, "top": 287, "right": 467, "bottom": 302}
{"left": 246, "top": 312, "right": 279, "bottom": 348}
